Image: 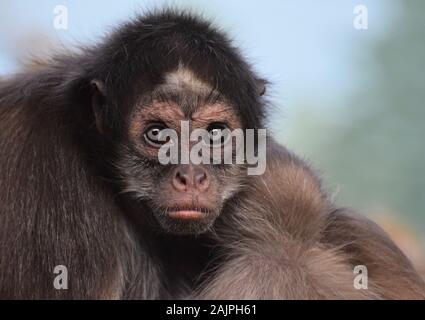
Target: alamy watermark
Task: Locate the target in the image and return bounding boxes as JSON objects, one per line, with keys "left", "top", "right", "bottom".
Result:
{"left": 353, "top": 265, "right": 368, "bottom": 289}
{"left": 152, "top": 121, "right": 267, "bottom": 176}
{"left": 53, "top": 265, "right": 68, "bottom": 290}
{"left": 353, "top": 5, "right": 368, "bottom": 30}
{"left": 53, "top": 5, "right": 68, "bottom": 30}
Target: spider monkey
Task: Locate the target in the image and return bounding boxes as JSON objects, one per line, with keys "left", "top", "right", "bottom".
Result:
{"left": 0, "top": 10, "right": 424, "bottom": 299}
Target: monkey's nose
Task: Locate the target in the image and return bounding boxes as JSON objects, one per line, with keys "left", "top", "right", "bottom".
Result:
{"left": 172, "top": 165, "right": 210, "bottom": 192}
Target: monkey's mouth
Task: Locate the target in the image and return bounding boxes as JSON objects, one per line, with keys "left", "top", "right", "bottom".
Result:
{"left": 165, "top": 206, "right": 211, "bottom": 221}
{"left": 156, "top": 205, "right": 218, "bottom": 235}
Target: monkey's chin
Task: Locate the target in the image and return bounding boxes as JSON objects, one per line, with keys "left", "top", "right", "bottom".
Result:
{"left": 157, "top": 212, "right": 217, "bottom": 235}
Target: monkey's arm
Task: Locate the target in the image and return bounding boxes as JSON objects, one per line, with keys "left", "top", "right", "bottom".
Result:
{"left": 197, "top": 140, "right": 425, "bottom": 299}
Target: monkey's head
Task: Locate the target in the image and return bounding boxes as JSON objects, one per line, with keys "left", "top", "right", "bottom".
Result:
{"left": 83, "top": 10, "right": 267, "bottom": 235}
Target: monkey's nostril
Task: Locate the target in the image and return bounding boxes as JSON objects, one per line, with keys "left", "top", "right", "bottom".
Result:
{"left": 195, "top": 171, "right": 209, "bottom": 191}
{"left": 195, "top": 172, "right": 206, "bottom": 184}
{"left": 173, "top": 170, "right": 189, "bottom": 191}
{"left": 176, "top": 171, "right": 186, "bottom": 184}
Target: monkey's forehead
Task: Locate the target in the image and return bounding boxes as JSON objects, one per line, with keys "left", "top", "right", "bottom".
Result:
{"left": 163, "top": 65, "right": 211, "bottom": 94}
{"left": 130, "top": 66, "right": 241, "bottom": 131}
{"left": 137, "top": 64, "right": 229, "bottom": 115}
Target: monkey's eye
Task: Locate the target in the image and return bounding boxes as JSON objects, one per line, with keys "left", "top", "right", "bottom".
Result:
{"left": 206, "top": 122, "right": 230, "bottom": 147}
{"left": 144, "top": 122, "right": 168, "bottom": 146}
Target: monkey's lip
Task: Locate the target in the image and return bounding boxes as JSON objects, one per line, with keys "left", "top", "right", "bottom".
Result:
{"left": 166, "top": 208, "right": 210, "bottom": 220}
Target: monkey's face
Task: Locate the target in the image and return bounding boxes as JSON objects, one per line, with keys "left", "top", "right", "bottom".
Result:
{"left": 117, "top": 68, "right": 247, "bottom": 235}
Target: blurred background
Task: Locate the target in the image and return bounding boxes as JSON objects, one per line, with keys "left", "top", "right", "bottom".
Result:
{"left": 0, "top": 0, "right": 424, "bottom": 271}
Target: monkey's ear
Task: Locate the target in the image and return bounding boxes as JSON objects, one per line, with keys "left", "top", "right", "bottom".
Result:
{"left": 256, "top": 78, "right": 267, "bottom": 96}
{"left": 90, "top": 79, "right": 107, "bottom": 134}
